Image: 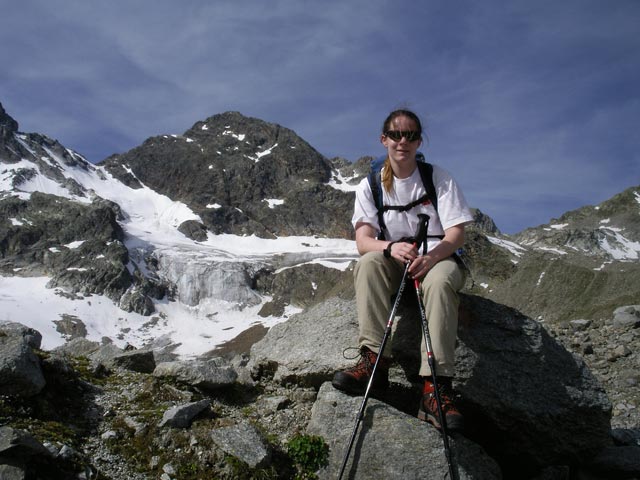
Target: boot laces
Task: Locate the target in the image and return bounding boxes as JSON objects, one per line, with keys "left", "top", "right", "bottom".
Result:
{"left": 341, "top": 347, "right": 375, "bottom": 375}
{"left": 426, "top": 383, "right": 459, "bottom": 414}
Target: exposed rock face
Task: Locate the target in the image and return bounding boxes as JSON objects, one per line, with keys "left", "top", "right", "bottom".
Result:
{"left": 101, "top": 111, "right": 354, "bottom": 238}
{"left": 0, "top": 103, "right": 19, "bottom": 141}
{"left": 0, "top": 192, "right": 172, "bottom": 315}
{"left": 0, "top": 103, "right": 25, "bottom": 163}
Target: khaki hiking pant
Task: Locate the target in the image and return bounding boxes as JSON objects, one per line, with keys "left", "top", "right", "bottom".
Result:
{"left": 355, "top": 252, "right": 465, "bottom": 377}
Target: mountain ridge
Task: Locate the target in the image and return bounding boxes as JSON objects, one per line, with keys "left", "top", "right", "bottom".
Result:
{"left": 1, "top": 101, "right": 639, "bottom": 479}
{"left": 2, "top": 100, "right": 639, "bottom": 333}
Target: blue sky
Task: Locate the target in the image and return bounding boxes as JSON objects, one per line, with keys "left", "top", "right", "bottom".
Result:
{"left": 1, "top": 0, "right": 638, "bottom": 234}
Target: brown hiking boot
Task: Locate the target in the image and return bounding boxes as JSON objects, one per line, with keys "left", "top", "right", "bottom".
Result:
{"left": 418, "top": 378, "right": 464, "bottom": 431}
{"left": 332, "top": 346, "right": 390, "bottom": 395}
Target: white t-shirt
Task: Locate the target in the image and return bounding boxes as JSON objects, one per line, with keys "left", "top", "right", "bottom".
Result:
{"left": 351, "top": 163, "right": 474, "bottom": 253}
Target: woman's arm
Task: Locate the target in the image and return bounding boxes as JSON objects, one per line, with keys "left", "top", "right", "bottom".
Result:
{"left": 354, "top": 222, "right": 389, "bottom": 255}
{"left": 354, "top": 222, "right": 420, "bottom": 260}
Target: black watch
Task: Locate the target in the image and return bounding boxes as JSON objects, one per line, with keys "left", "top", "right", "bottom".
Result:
{"left": 383, "top": 241, "right": 396, "bottom": 258}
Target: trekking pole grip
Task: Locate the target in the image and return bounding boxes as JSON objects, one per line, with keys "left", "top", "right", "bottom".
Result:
{"left": 414, "top": 213, "right": 429, "bottom": 249}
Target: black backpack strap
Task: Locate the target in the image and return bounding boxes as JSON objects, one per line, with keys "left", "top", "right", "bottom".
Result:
{"left": 366, "top": 154, "right": 438, "bottom": 241}
{"left": 416, "top": 161, "right": 438, "bottom": 212}
{"left": 382, "top": 193, "right": 431, "bottom": 213}
{"left": 368, "top": 168, "right": 386, "bottom": 240}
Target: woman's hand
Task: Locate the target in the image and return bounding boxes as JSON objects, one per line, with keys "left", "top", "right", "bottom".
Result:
{"left": 388, "top": 241, "right": 419, "bottom": 264}
{"left": 408, "top": 254, "right": 434, "bottom": 279}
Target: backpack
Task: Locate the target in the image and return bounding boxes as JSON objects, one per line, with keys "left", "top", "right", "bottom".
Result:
{"left": 367, "top": 152, "right": 439, "bottom": 241}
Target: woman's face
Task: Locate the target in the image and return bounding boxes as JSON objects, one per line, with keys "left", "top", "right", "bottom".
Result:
{"left": 381, "top": 115, "right": 422, "bottom": 166}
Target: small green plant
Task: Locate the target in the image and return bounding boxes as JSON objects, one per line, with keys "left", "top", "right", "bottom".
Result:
{"left": 286, "top": 434, "right": 329, "bottom": 479}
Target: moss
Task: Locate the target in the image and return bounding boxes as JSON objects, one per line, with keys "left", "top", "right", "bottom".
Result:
{"left": 12, "top": 419, "right": 77, "bottom": 445}
{"left": 0, "top": 351, "right": 96, "bottom": 450}
{"left": 70, "top": 355, "right": 109, "bottom": 386}
{"left": 224, "top": 455, "right": 279, "bottom": 480}
{"left": 286, "top": 434, "right": 329, "bottom": 479}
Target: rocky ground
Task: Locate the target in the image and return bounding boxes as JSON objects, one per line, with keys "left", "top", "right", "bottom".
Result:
{"left": 2, "top": 301, "right": 638, "bottom": 480}
{"left": 546, "top": 308, "right": 640, "bottom": 432}
{"left": 76, "top": 361, "right": 320, "bottom": 480}
{"left": 78, "top": 305, "right": 639, "bottom": 480}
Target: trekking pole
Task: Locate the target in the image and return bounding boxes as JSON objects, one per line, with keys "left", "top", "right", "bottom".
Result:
{"left": 413, "top": 216, "right": 457, "bottom": 479}
{"left": 337, "top": 215, "right": 429, "bottom": 480}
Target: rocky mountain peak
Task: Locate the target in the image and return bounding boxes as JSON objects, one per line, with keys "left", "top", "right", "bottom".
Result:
{"left": 0, "top": 102, "right": 25, "bottom": 163}
{"left": 101, "top": 111, "right": 354, "bottom": 238}
{"left": 514, "top": 185, "right": 640, "bottom": 262}
{"left": 0, "top": 102, "right": 19, "bottom": 139}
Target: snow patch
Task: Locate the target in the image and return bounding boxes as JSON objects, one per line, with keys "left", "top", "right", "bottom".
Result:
{"left": 599, "top": 228, "right": 640, "bottom": 260}
{"left": 222, "top": 130, "right": 246, "bottom": 141}
{"left": 247, "top": 143, "right": 278, "bottom": 162}
{"left": 549, "top": 223, "right": 569, "bottom": 230}
{"left": 264, "top": 199, "right": 284, "bottom": 209}
{"left": 328, "top": 170, "right": 359, "bottom": 192}
{"left": 536, "top": 246, "right": 567, "bottom": 255}
{"left": 487, "top": 236, "right": 527, "bottom": 257}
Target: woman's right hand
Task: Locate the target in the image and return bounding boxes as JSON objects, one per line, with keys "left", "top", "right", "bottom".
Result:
{"left": 389, "top": 240, "right": 418, "bottom": 263}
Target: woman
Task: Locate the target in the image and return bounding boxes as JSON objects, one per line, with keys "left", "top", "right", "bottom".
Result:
{"left": 332, "top": 109, "right": 473, "bottom": 431}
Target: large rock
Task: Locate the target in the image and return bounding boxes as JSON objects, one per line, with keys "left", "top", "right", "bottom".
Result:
{"left": 153, "top": 358, "right": 237, "bottom": 390}
{"left": 112, "top": 348, "right": 156, "bottom": 373}
{"left": 454, "top": 295, "right": 611, "bottom": 472}
{"left": 158, "top": 399, "right": 211, "bottom": 429}
{"left": 0, "top": 323, "right": 45, "bottom": 397}
{"left": 210, "top": 420, "right": 271, "bottom": 469}
{"left": 0, "top": 322, "right": 42, "bottom": 349}
{"left": 248, "top": 297, "right": 358, "bottom": 386}
{"left": 308, "top": 382, "right": 501, "bottom": 479}
{"left": 248, "top": 294, "right": 613, "bottom": 473}
{"left": 0, "top": 426, "right": 51, "bottom": 459}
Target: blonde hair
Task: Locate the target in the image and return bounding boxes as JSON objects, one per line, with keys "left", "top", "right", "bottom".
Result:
{"left": 382, "top": 157, "right": 394, "bottom": 192}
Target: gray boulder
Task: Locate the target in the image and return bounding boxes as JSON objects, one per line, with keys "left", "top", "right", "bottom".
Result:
{"left": 0, "top": 426, "right": 51, "bottom": 459}
{"left": 0, "top": 464, "right": 26, "bottom": 480}
{"left": 612, "top": 305, "right": 640, "bottom": 329}
{"left": 454, "top": 294, "right": 611, "bottom": 470}
{"left": 153, "top": 358, "right": 237, "bottom": 390}
{"left": 249, "top": 294, "right": 613, "bottom": 472}
{"left": 0, "top": 324, "right": 45, "bottom": 397}
{"left": 248, "top": 297, "right": 358, "bottom": 386}
{"left": 308, "top": 382, "right": 501, "bottom": 479}
{"left": 158, "top": 399, "right": 211, "bottom": 428}
{"left": 87, "top": 342, "right": 125, "bottom": 370}
{"left": 51, "top": 337, "right": 101, "bottom": 357}
{"left": 0, "top": 322, "right": 42, "bottom": 349}
{"left": 210, "top": 420, "right": 271, "bottom": 469}
{"left": 112, "top": 348, "right": 156, "bottom": 373}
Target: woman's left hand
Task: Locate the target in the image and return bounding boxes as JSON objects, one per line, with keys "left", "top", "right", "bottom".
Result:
{"left": 408, "top": 255, "right": 433, "bottom": 279}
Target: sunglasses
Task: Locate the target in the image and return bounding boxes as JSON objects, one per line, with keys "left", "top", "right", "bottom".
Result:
{"left": 384, "top": 130, "right": 421, "bottom": 142}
